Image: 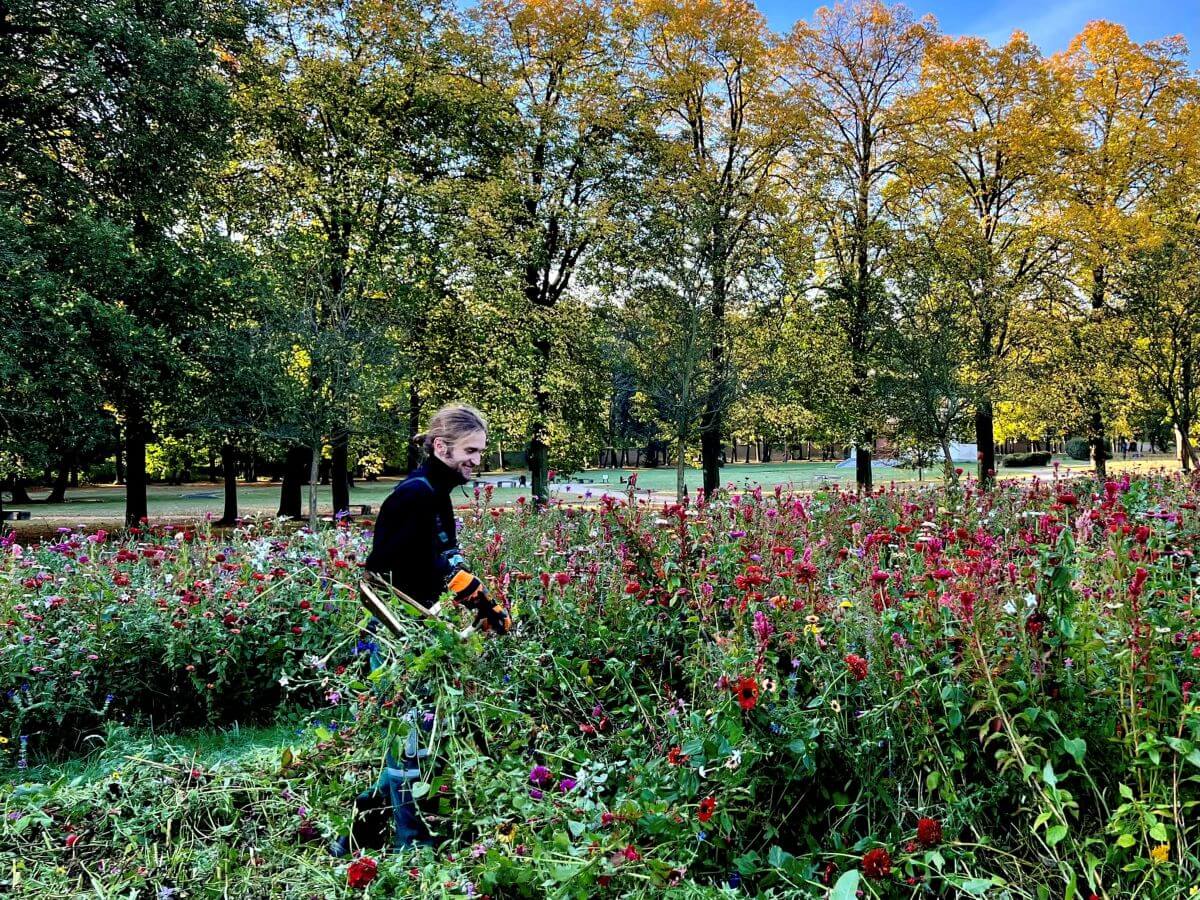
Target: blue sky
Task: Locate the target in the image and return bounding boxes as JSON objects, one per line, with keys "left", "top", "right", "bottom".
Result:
{"left": 755, "top": 0, "right": 1199, "bottom": 66}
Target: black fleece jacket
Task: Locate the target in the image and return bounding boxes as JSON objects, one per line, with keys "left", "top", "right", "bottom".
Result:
{"left": 365, "top": 455, "right": 468, "bottom": 606}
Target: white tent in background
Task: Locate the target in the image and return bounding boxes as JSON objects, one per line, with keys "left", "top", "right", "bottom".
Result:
{"left": 835, "top": 442, "right": 978, "bottom": 469}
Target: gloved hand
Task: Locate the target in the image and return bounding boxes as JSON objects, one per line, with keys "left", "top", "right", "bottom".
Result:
{"left": 447, "top": 570, "right": 512, "bottom": 634}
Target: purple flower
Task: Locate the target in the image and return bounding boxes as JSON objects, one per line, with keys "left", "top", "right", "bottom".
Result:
{"left": 529, "top": 788, "right": 544, "bottom": 800}
{"left": 558, "top": 777, "right": 577, "bottom": 793}
{"left": 529, "top": 764, "right": 552, "bottom": 787}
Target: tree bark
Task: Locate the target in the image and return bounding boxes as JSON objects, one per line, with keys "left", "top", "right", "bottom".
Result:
{"left": 124, "top": 403, "right": 149, "bottom": 527}
{"left": 1087, "top": 265, "right": 1108, "bottom": 478}
{"left": 216, "top": 442, "right": 238, "bottom": 526}
{"left": 45, "top": 460, "right": 69, "bottom": 504}
{"left": 406, "top": 383, "right": 422, "bottom": 474}
{"left": 976, "top": 398, "right": 996, "bottom": 488}
{"left": 10, "top": 479, "right": 32, "bottom": 504}
{"left": 278, "top": 445, "right": 308, "bottom": 518}
{"left": 308, "top": 444, "right": 320, "bottom": 530}
{"left": 331, "top": 429, "right": 350, "bottom": 515}
{"left": 529, "top": 332, "right": 553, "bottom": 508}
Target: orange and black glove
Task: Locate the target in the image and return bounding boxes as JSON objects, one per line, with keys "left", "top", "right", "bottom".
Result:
{"left": 448, "top": 570, "right": 512, "bottom": 634}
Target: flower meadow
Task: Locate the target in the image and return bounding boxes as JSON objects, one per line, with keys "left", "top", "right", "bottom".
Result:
{"left": 3, "top": 473, "right": 1200, "bottom": 898}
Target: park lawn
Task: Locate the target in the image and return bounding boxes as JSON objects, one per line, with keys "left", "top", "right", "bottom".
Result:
{"left": 4, "top": 455, "right": 1179, "bottom": 531}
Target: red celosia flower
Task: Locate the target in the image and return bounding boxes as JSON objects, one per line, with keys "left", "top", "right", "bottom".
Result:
{"left": 845, "top": 654, "right": 868, "bottom": 682}
{"left": 916, "top": 817, "right": 942, "bottom": 847}
{"left": 697, "top": 796, "right": 716, "bottom": 823}
{"left": 862, "top": 847, "right": 892, "bottom": 879}
{"left": 1056, "top": 492, "right": 1078, "bottom": 507}
{"left": 667, "top": 745, "right": 688, "bottom": 766}
{"left": 734, "top": 677, "right": 759, "bottom": 710}
{"left": 347, "top": 856, "right": 378, "bottom": 888}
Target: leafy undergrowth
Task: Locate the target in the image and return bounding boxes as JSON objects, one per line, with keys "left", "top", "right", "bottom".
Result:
{"left": 4, "top": 473, "right": 1200, "bottom": 897}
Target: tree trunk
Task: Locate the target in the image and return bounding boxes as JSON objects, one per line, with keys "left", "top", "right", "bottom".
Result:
{"left": 1087, "top": 266, "right": 1108, "bottom": 478}
{"left": 11, "top": 479, "right": 32, "bottom": 504}
{"left": 308, "top": 444, "right": 321, "bottom": 530}
{"left": 124, "top": 404, "right": 149, "bottom": 527}
{"left": 976, "top": 398, "right": 996, "bottom": 488}
{"left": 331, "top": 429, "right": 350, "bottom": 515}
{"left": 278, "top": 445, "right": 307, "bottom": 518}
{"left": 940, "top": 438, "right": 956, "bottom": 483}
{"left": 216, "top": 442, "right": 238, "bottom": 526}
{"left": 45, "top": 460, "right": 69, "bottom": 504}
{"left": 676, "top": 436, "right": 687, "bottom": 503}
{"left": 529, "top": 332, "right": 552, "bottom": 508}
{"left": 856, "top": 431, "right": 874, "bottom": 493}
{"left": 407, "top": 383, "right": 422, "bottom": 474}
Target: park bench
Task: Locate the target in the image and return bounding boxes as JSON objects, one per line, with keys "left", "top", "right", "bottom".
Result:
{"left": 1, "top": 510, "right": 31, "bottom": 521}
{"left": 473, "top": 478, "right": 519, "bottom": 489}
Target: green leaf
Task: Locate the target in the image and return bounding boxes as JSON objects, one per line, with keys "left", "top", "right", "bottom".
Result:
{"left": 961, "top": 879, "right": 994, "bottom": 895}
{"left": 1186, "top": 749, "right": 1200, "bottom": 770}
{"left": 926, "top": 770, "right": 941, "bottom": 791}
{"left": 1116, "top": 834, "right": 1136, "bottom": 848}
{"left": 410, "top": 783, "right": 430, "bottom": 800}
{"left": 1062, "top": 737, "right": 1086, "bottom": 764}
{"left": 768, "top": 845, "right": 793, "bottom": 868}
{"left": 830, "top": 869, "right": 860, "bottom": 900}
{"left": 1042, "top": 761, "right": 1057, "bottom": 787}
{"left": 1149, "top": 822, "right": 1168, "bottom": 842}
{"left": 567, "top": 820, "right": 586, "bottom": 837}
{"left": 1046, "top": 825, "right": 1068, "bottom": 846}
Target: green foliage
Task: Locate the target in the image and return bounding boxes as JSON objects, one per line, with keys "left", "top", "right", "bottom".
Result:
{"left": 6, "top": 476, "right": 1200, "bottom": 897}
{"left": 1002, "top": 451, "right": 1053, "bottom": 467}
{"left": 1065, "top": 438, "right": 1091, "bottom": 460}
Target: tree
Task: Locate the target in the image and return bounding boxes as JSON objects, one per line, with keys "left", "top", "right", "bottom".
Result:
{"left": 233, "top": 0, "right": 498, "bottom": 520}
{"left": 896, "top": 32, "right": 1064, "bottom": 486}
{"left": 1118, "top": 233, "right": 1200, "bottom": 470}
{"left": 1, "top": 0, "right": 253, "bottom": 526}
{"left": 1051, "top": 21, "right": 1195, "bottom": 476}
{"left": 790, "top": 0, "right": 935, "bottom": 491}
{"left": 631, "top": 0, "right": 806, "bottom": 495}
{"left": 473, "top": 0, "right": 634, "bottom": 506}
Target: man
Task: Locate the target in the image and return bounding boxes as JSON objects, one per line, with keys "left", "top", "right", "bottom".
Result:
{"left": 333, "top": 403, "right": 511, "bottom": 856}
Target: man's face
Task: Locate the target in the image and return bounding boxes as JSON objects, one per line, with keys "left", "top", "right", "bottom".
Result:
{"left": 435, "top": 429, "right": 486, "bottom": 480}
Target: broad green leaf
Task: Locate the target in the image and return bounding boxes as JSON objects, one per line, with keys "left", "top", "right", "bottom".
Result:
{"left": 830, "top": 869, "right": 860, "bottom": 900}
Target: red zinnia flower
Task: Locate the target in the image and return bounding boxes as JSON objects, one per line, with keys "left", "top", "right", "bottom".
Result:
{"left": 734, "top": 677, "right": 759, "bottom": 710}
{"left": 916, "top": 816, "right": 942, "bottom": 847}
{"left": 667, "top": 745, "right": 688, "bottom": 766}
{"left": 862, "top": 847, "right": 892, "bottom": 879}
{"left": 697, "top": 796, "right": 716, "bottom": 823}
{"left": 347, "top": 856, "right": 378, "bottom": 888}
{"left": 845, "top": 653, "right": 868, "bottom": 682}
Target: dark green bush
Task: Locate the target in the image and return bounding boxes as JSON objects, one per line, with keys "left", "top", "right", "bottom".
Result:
{"left": 1001, "top": 451, "right": 1052, "bottom": 467}
{"left": 1064, "top": 438, "right": 1090, "bottom": 460}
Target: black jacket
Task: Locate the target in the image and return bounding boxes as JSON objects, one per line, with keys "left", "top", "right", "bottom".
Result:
{"left": 365, "top": 456, "right": 468, "bottom": 606}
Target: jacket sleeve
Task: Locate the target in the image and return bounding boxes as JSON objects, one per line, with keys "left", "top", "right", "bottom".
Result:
{"left": 365, "top": 483, "right": 435, "bottom": 581}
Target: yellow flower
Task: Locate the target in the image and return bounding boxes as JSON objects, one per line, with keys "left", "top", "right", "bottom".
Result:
{"left": 0, "top": 736, "right": 8, "bottom": 745}
{"left": 1150, "top": 843, "right": 1169, "bottom": 864}
{"left": 496, "top": 822, "right": 517, "bottom": 844}
{"left": 839, "top": 600, "right": 853, "bottom": 609}
{"left": 803, "top": 623, "right": 823, "bottom": 636}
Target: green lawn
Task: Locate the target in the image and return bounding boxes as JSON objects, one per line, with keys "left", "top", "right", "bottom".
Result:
{"left": 4, "top": 455, "right": 1181, "bottom": 531}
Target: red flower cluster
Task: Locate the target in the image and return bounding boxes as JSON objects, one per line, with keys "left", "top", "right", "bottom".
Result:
{"left": 697, "top": 796, "right": 716, "bottom": 823}
{"left": 916, "top": 816, "right": 942, "bottom": 847}
{"left": 862, "top": 847, "right": 892, "bottom": 879}
{"left": 347, "top": 856, "right": 378, "bottom": 888}
{"left": 845, "top": 653, "right": 868, "bottom": 682}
